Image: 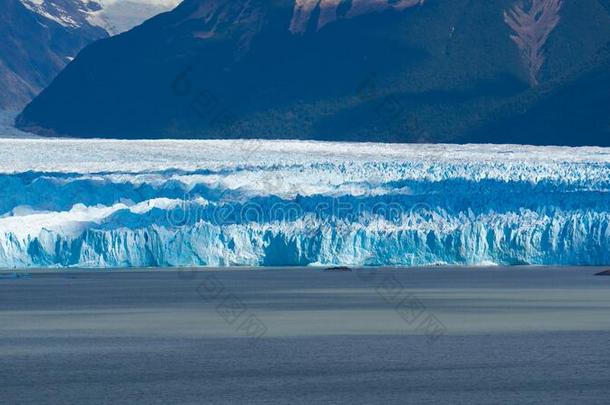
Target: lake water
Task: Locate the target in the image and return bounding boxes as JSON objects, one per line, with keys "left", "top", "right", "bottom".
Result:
{"left": 1, "top": 267, "right": 609, "bottom": 404}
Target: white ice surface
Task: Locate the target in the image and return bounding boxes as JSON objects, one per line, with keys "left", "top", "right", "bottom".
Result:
{"left": 1, "top": 139, "right": 610, "bottom": 268}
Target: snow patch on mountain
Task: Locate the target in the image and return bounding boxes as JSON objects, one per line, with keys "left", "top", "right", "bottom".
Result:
{"left": 20, "top": 0, "right": 181, "bottom": 34}
{"left": 20, "top": 0, "right": 87, "bottom": 28}
{"left": 88, "top": 0, "right": 182, "bottom": 34}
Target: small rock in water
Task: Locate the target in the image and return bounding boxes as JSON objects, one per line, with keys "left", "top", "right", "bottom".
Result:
{"left": 594, "top": 270, "right": 610, "bottom": 276}
{"left": 324, "top": 266, "right": 353, "bottom": 272}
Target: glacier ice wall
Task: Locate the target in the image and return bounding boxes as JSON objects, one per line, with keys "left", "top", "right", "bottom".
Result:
{"left": 1, "top": 139, "right": 610, "bottom": 268}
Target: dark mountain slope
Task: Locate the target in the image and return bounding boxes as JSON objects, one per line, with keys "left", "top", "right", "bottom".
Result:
{"left": 464, "top": 42, "right": 610, "bottom": 146}
{"left": 16, "top": 0, "right": 610, "bottom": 145}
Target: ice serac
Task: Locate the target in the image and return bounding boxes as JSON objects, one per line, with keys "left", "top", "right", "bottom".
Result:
{"left": 1, "top": 140, "right": 610, "bottom": 268}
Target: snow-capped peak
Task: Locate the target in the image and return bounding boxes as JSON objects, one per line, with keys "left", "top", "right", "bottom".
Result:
{"left": 87, "top": 0, "right": 182, "bottom": 34}
{"left": 19, "top": 0, "right": 91, "bottom": 29}
{"left": 20, "top": 0, "right": 182, "bottom": 35}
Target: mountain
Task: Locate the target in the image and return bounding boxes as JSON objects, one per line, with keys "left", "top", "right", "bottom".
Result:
{"left": 0, "top": 0, "right": 181, "bottom": 110}
{"left": 0, "top": 0, "right": 107, "bottom": 110}
{"left": 16, "top": 0, "right": 610, "bottom": 145}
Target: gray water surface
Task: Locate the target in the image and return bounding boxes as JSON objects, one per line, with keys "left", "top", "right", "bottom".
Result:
{"left": 1, "top": 267, "right": 609, "bottom": 404}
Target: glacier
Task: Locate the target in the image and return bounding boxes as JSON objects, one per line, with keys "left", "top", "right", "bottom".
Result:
{"left": 1, "top": 139, "right": 610, "bottom": 268}
{"left": 19, "top": 0, "right": 182, "bottom": 34}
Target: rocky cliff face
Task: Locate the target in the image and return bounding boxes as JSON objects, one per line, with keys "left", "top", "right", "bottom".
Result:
{"left": 504, "top": 0, "right": 563, "bottom": 85}
{"left": 0, "top": 0, "right": 107, "bottom": 110}
{"left": 289, "top": 0, "right": 424, "bottom": 33}
{"left": 15, "top": 0, "right": 610, "bottom": 145}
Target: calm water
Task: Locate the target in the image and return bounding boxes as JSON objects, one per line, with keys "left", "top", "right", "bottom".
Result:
{"left": 1, "top": 267, "right": 609, "bottom": 404}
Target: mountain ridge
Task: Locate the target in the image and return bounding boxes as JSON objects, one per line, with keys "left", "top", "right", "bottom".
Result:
{"left": 16, "top": 0, "right": 610, "bottom": 145}
{"left": 0, "top": 0, "right": 181, "bottom": 110}
{"left": 0, "top": 0, "right": 107, "bottom": 110}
